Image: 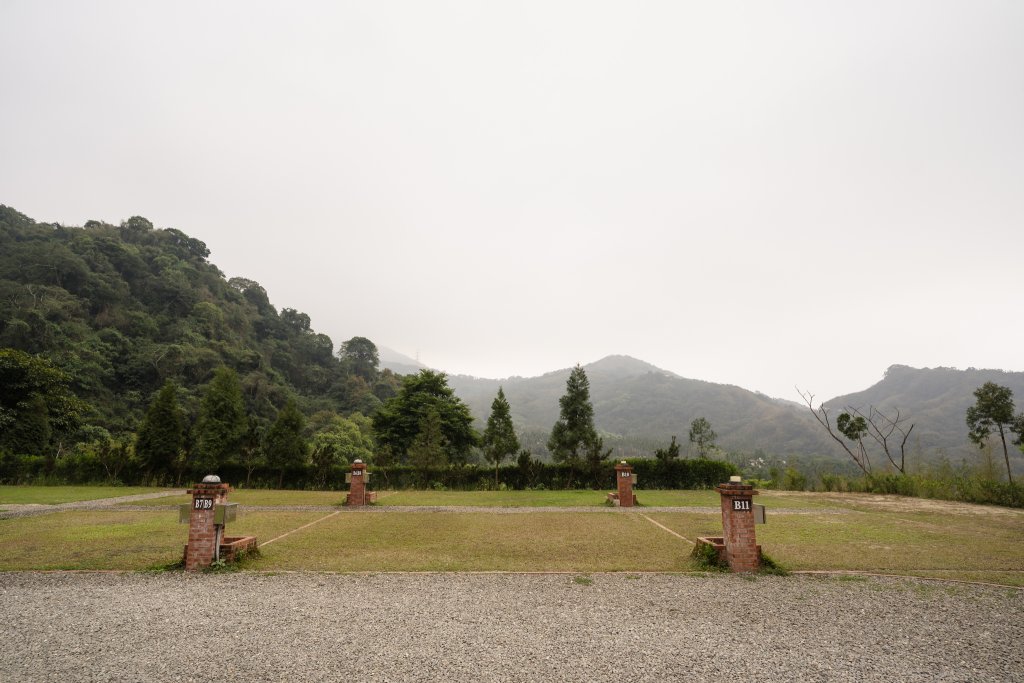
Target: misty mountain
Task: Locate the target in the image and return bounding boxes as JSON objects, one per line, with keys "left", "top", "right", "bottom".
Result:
{"left": 437, "top": 357, "right": 1023, "bottom": 464}
{"left": 444, "top": 355, "right": 838, "bottom": 458}
{"left": 824, "top": 365, "right": 1024, "bottom": 455}
{"left": 377, "top": 346, "right": 427, "bottom": 376}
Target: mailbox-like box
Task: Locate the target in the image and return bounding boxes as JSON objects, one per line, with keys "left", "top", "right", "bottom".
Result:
{"left": 214, "top": 503, "right": 238, "bottom": 525}
{"left": 180, "top": 503, "right": 237, "bottom": 524}
{"left": 753, "top": 503, "right": 766, "bottom": 525}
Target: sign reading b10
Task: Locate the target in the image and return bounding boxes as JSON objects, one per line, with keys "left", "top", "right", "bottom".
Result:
{"left": 732, "top": 499, "right": 751, "bottom": 511}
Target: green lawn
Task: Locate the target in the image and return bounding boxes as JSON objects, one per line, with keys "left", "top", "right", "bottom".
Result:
{"left": 1, "top": 486, "right": 1020, "bottom": 585}
{"left": 115, "top": 488, "right": 869, "bottom": 510}
{"left": 0, "top": 485, "right": 171, "bottom": 505}
{"left": 252, "top": 511, "right": 695, "bottom": 572}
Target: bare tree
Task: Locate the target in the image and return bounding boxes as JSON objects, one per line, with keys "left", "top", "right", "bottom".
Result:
{"left": 846, "top": 405, "right": 914, "bottom": 474}
{"left": 798, "top": 389, "right": 871, "bottom": 474}
{"left": 798, "top": 389, "right": 915, "bottom": 476}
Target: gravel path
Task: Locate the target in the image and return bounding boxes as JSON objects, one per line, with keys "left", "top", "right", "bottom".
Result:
{"left": 1, "top": 572, "right": 1020, "bottom": 682}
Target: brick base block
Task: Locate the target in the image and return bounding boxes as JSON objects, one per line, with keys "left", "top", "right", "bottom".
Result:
{"left": 606, "top": 492, "right": 638, "bottom": 507}
{"left": 344, "top": 491, "right": 378, "bottom": 506}
{"left": 694, "top": 536, "right": 762, "bottom": 571}
{"left": 183, "top": 536, "right": 258, "bottom": 566}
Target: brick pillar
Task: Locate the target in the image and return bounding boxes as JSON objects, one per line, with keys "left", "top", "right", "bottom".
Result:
{"left": 185, "top": 480, "right": 230, "bottom": 572}
{"left": 615, "top": 461, "right": 635, "bottom": 507}
{"left": 347, "top": 459, "right": 368, "bottom": 506}
{"left": 716, "top": 480, "right": 761, "bottom": 572}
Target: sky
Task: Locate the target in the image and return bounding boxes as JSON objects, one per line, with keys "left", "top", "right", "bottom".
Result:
{"left": 2, "top": 1, "right": 1022, "bottom": 401}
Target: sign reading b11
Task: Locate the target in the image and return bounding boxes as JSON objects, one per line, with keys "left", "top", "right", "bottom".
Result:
{"left": 732, "top": 499, "right": 751, "bottom": 511}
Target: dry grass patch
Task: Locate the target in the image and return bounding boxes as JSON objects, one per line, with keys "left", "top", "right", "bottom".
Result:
{"left": 0, "top": 510, "right": 327, "bottom": 570}
{"left": 250, "top": 511, "right": 696, "bottom": 572}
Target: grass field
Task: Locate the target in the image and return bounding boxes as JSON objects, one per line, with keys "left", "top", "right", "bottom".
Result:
{"left": 1, "top": 486, "right": 1021, "bottom": 584}
{"left": 119, "top": 488, "right": 842, "bottom": 509}
{"left": 0, "top": 485, "right": 168, "bottom": 505}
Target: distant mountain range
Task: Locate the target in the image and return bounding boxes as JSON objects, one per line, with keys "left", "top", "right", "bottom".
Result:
{"left": 381, "top": 351, "right": 1024, "bottom": 467}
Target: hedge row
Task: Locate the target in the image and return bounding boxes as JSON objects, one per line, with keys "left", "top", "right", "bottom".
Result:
{"left": 0, "top": 451, "right": 738, "bottom": 491}
{"left": 366, "top": 458, "right": 739, "bottom": 491}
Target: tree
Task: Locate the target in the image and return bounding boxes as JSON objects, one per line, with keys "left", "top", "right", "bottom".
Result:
{"left": 1013, "top": 413, "right": 1024, "bottom": 455}
{"left": 655, "top": 435, "right": 681, "bottom": 464}
{"left": 135, "top": 381, "right": 185, "bottom": 482}
{"left": 799, "top": 389, "right": 916, "bottom": 475}
{"left": 836, "top": 412, "right": 870, "bottom": 471}
{"left": 482, "top": 387, "right": 520, "bottom": 487}
{"left": 264, "top": 400, "right": 309, "bottom": 487}
{"left": 340, "top": 336, "right": 380, "bottom": 382}
{"left": 194, "top": 366, "right": 247, "bottom": 475}
{"left": 310, "top": 414, "right": 374, "bottom": 488}
{"left": 237, "top": 416, "right": 265, "bottom": 488}
{"left": 966, "top": 382, "right": 1016, "bottom": 485}
{"left": 372, "top": 370, "right": 479, "bottom": 464}
{"left": 799, "top": 390, "right": 872, "bottom": 475}
{"left": 840, "top": 405, "right": 913, "bottom": 474}
{"left": 547, "top": 365, "right": 601, "bottom": 487}
{"left": 0, "top": 348, "right": 86, "bottom": 454}
{"left": 408, "top": 406, "right": 448, "bottom": 481}
{"left": 689, "top": 417, "right": 717, "bottom": 458}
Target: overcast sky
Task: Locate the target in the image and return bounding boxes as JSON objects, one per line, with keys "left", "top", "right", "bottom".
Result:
{"left": 2, "top": 1, "right": 1022, "bottom": 400}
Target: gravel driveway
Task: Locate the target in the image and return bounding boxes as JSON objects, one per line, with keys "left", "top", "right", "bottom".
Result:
{"left": 1, "top": 571, "right": 1020, "bottom": 682}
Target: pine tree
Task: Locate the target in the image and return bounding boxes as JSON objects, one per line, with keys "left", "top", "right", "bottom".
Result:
{"left": 483, "top": 387, "right": 520, "bottom": 488}
{"left": 194, "top": 366, "right": 247, "bottom": 475}
{"left": 135, "top": 381, "right": 185, "bottom": 482}
{"left": 265, "top": 400, "right": 309, "bottom": 488}
{"left": 689, "top": 417, "right": 718, "bottom": 458}
{"left": 408, "top": 406, "right": 448, "bottom": 483}
{"left": 547, "top": 365, "right": 601, "bottom": 487}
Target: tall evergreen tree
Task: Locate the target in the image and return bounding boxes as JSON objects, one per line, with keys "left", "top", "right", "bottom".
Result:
{"left": 547, "top": 365, "right": 601, "bottom": 487}
{"left": 194, "top": 366, "right": 247, "bottom": 475}
{"left": 135, "top": 381, "right": 185, "bottom": 482}
{"left": 483, "top": 387, "right": 520, "bottom": 487}
{"left": 408, "top": 405, "right": 448, "bottom": 481}
{"left": 264, "top": 399, "right": 309, "bottom": 488}
{"left": 689, "top": 417, "right": 718, "bottom": 458}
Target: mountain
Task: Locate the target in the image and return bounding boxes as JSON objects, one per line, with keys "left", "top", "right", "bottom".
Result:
{"left": 443, "top": 357, "right": 1024, "bottom": 465}
{"left": 825, "top": 365, "right": 1024, "bottom": 455}
{"left": 445, "top": 355, "right": 838, "bottom": 459}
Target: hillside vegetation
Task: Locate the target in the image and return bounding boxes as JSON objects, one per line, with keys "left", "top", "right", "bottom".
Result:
{"left": 0, "top": 205, "right": 397, "bottom": 439}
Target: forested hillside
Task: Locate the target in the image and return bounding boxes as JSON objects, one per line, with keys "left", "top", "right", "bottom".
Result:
{"left": 825, "top": 365, "right": 1024, "bottom": 456}
{"left": 0, "top": 205, "right": 399, "bottom": 447}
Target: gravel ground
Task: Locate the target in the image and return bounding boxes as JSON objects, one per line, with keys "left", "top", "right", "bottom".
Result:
{"left": 1, "top": 572, "right": 1020, "bottom": 682}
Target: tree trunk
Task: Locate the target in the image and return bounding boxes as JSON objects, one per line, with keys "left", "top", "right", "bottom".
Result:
{"left": 999, "top": 426, "right": 1014, "bottom": 485}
